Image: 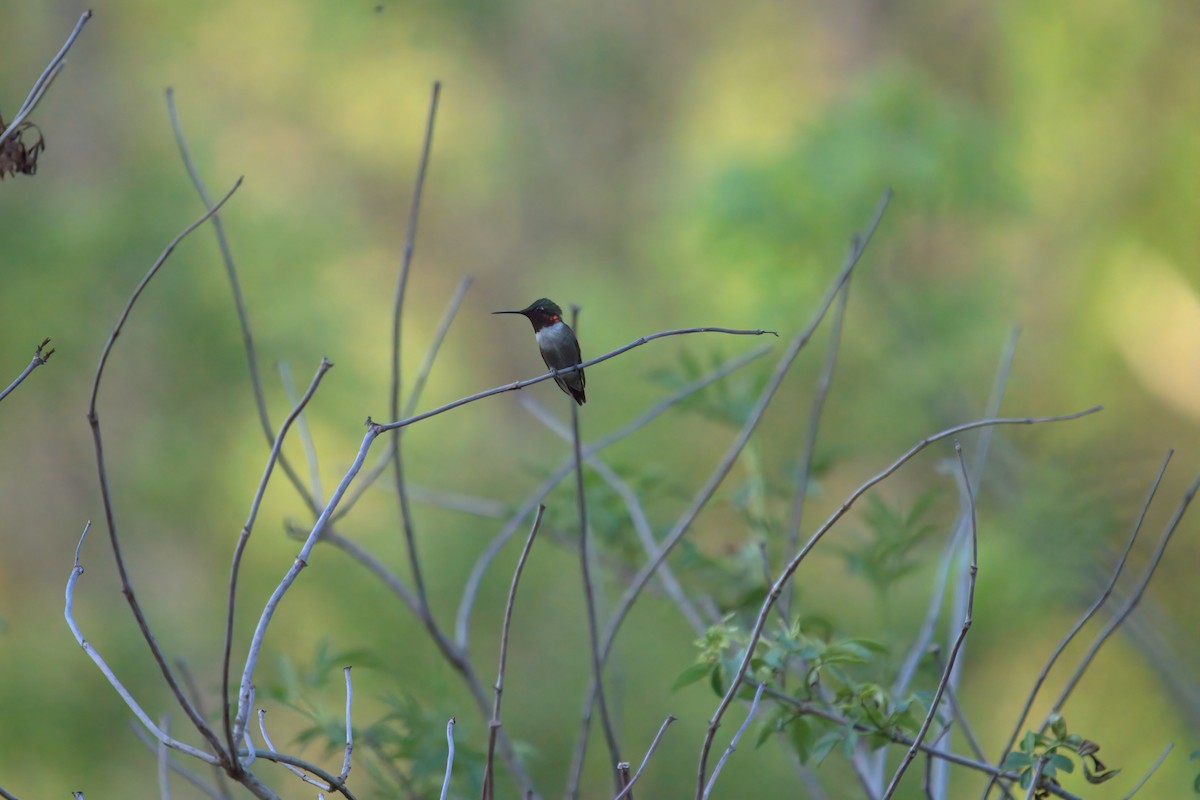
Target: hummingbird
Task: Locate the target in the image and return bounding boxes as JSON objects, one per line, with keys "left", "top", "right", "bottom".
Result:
{"left": 493, "top": 298, "right": 586, "bottom": 405}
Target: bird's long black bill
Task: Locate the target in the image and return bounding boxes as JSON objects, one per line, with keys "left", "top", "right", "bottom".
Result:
{"left": 492, "top": 310, "right": 525, "bottom": 315}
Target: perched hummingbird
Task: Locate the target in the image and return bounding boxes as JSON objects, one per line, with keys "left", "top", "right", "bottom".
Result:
{"left": 493, "top": 298, "right": 586, "bottom": 405}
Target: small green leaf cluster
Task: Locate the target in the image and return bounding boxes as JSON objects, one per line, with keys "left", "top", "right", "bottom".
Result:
{"left": 1000, "top": 714, "right": 1120, "bottom": 796}
{"left": 674, "top": 619, "right": 927, "bottom": 767}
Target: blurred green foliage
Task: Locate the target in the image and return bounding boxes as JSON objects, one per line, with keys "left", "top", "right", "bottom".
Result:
{"left": 2, "top": 0, "right": 1199, "bottom": 798}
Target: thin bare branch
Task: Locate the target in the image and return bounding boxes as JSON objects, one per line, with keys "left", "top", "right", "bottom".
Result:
{"left": 89, "top": 175, "right": 242, "bottom": 410}
{"left": 233, "top": 423, "right": 382, "bottom": 746}
{"left": 158, "top": 715, "right": 172, "bottom": 800}
{"left": 258, "top": 710, "right": 330, "bottom": 790}
{"left": 243, "top": 750, "right": 357, "bottom": 800}
{"left": 440, "top": 717, "right": 457, "bottom": 800}
{"left": 131, "top": 726, "right": 227, "bottom": 800}
{"left": 0, "top": 338, "right": 54, "bottom": 403}
{"left": 882, "top": 443, "right": 978, "bottom": 799}
{"left": 612, "top": 716, "right": 677, "bottom": 800}
{"left": 981, "top": 450, "right": 1173, "bottom": 799}
{"left": 379, "top": 327, "right": 778, "bottom": 433}
{"left": 483, "top": 506, "right": 545, "bottom": 800}
{"left": 781, "top": 279, "right": 850, "bottom": 621}
{"left": 697, "top": 405, "right": 1102, "bottom": 795}
{"left": 340, "top": 667, "right": 354, "bottom": 782}
{"left": 338, "top": 276, "right": 473, "bottom": 521}
{"left": 165, "top": 88, "right": 319, "bottom": 518}
{"left": 175, "top": 660, "right": 235, "bottom": 799}
{"left": 1119, "top": 742, "right": 1173, "bottom": 800}
{"left": 895, "top": 327, "right": 1019, "bottom": 697}
{"left": 65, "top": 522, "right": 219, "bottom": 765}
{"left": 703, "top": 682, "right": 765, "bottom": 799}
{"left": 389, "top": 80, "right": 442, "bottom": 619}
{"left": 87, "top": 178, "right": 243, "bottom": 762}
{"left": 928, "top": 648, "right": 991, "bottom": 777}
{"left": 131, "top": 724, "right": 227, "bottom": 800}
{"left": 405, "top": 275, "right": 471, "bottom": 419}
{"left": 223, "top": 358, "right": 333, "bottom": 761}
{"left": 1044, "top": 471, "right": 1198, "bottom": 717}
{"left": 903, "top": 328, "right": 1020, "bottom": 798}
{"left": 0, "top": 10, "right": 91, "bottom": 147}
{"left": 279, "top": 361, "right": 324, "bottom": 503}
{"left": 570, "top": 358, "right": 623, "bottom": 785}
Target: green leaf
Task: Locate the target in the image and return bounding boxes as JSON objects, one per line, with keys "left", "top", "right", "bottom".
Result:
{"left": 1049, "top": 753, "right": 1074, "bottom": 773}
{"left": 672, "top": 662, "right": 712, "bottom": 692}
{"left": 710, "top": 664, "right": 726, "bottom": 697}
{"left": 1001, "top": 751, "right": 1032, "bottom": 770}
{"left": 810, "top": 731, "right": 841, "bottom": 765}
{"left": 789, "top": 716, "right": 813, "bottom": 762}
{"left": 1048, "top": 712, "right": 1067, "bottom": 740}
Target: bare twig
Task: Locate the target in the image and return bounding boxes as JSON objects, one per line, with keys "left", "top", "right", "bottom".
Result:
{"left": 702, "top": 682, "right": 765, "bottom": 799}
{"left": 781, "top": 278, "right": 850, "bottom": 621}
{"left": 240, "top": 751, "right": 358, "bottom": 800}
{"left": 223, "top": 358, "right": 334, "bottom": 762}
{"left": 340, "top": 667, "right": 354, "bottom": 782}
{"left": 165, "top": 88, "right": 319, "bottom": 518}
{"left": 158, "top": 715, "right": 172, "bottom": 800}
{"left": 882, "top": 443, "right": 978, "bottom": 799}
{"left": 0, "top": 784, "right": 18, "bottom": 800}
{"left": 0, "top": 10, "right": 91, "bottom": 147}
{"left": 0, "top": 338, "right": 54, "bottom": 404}
{"left": 696, "top": 405, "right": 1102, "bottom": 796}
{"left": 257, "top": 710, "right": 330, "bottom": 790}
{"left": 895, "top": 327, "right": 1019, "bottom": 696}
{"left": 337, "top": 276, "right": 473, "bottom": 522}
{"left": 175, "top": 660, "right": 235, "bottom": 799}
{"left": 87, "top": 178, "right": 243, "bottom": 763}
{"left": 611, "top": 716, "right": 677, "bottom": 800}
{"left": 404, "top": 275, "right": 471, "bottom": 419}
{"left": 65, "top": 523, "right": 219, "bottom": 764}
{"left": 928, "top": 648, "right": 991, "bottom": 774}
{"left": 131, "top": 724, "right": 227, "bottom": 800}
{"left": 279, "top": 361, "right": 324, "bottom": 503}
{"left": 569, "top": 329, "right": 623, "bottom": 786}
{"left": 1022, "top": 755, "right": 1049, "bottom": 800}
{"left": 1119, "top": 742, "right": 1173, "bottom": 799}
{"left": 1043, "top": 472, "right": 1198, "bottom": 717}
{"left": 573, "top": 190, "right": 893, "bottom": 797}
{"left": 981, "top": 450, "right": 1173, "bottom": 799}
{"left": 440, "top": 717, "right": 457, "bottom": 800}
{"left": 378, "top": 326, "right": 778, "bottom": 433}
{"left": 483, "top": 506, "right": 545, "bottom": 800}
{"left": 233, "top": 423, "right": 383, "bottom": 746}
{"left": 902, "top": 328, "right": 1019, "bottom": 798}
{"left": 389, "top": 80, "right": 442, "bottom": 616}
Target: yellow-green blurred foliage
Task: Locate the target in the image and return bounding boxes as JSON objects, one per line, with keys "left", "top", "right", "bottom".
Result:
{"left": 1, "top": 0, "right": 1198, "bottom": 797}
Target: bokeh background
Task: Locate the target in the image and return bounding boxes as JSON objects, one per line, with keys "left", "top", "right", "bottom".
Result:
{"left": 2, "top": 1, "right": 1198, "bottom": 797}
